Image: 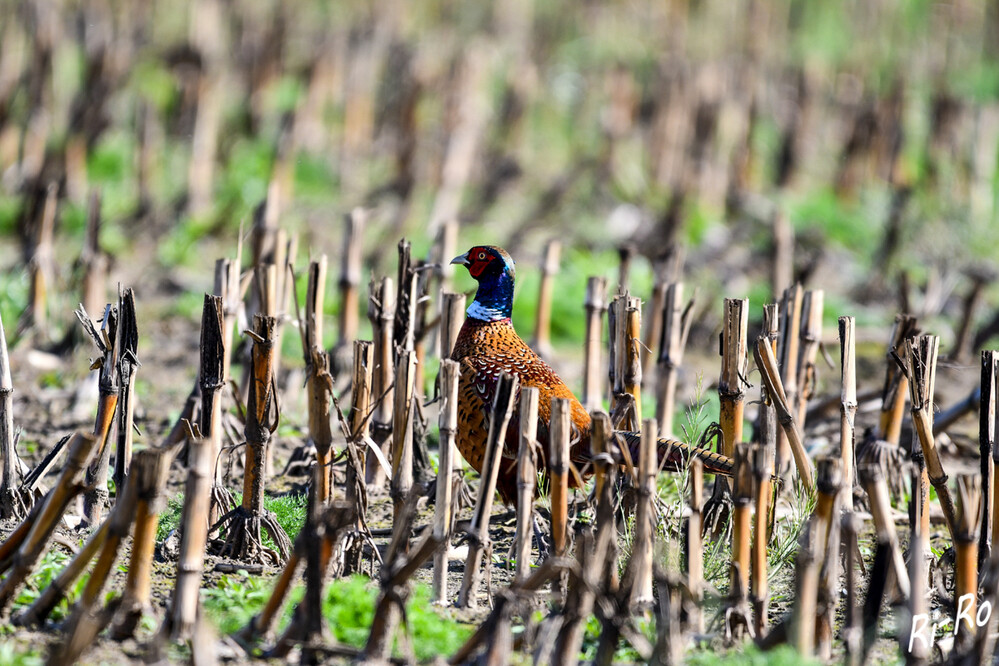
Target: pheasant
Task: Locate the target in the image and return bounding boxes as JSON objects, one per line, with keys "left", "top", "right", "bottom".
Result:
{"left": 449, "top": 245, "right": 734, "bottom": 504}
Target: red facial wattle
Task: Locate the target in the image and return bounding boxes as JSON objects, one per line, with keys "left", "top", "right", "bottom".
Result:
{"left": 468, "top": 250, "right": 491, "bottom": 277}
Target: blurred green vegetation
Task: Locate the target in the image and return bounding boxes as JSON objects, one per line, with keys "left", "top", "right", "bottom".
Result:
{"left": 202, "top": 572, "right": 473, "bottom": 661}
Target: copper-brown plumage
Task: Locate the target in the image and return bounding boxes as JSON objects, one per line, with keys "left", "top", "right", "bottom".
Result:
{"left": 450, "top": 245, "right": 734, "bottom": 504}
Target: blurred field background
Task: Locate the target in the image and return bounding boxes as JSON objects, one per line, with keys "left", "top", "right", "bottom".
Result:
{"left": 0, "top": 1, "right": 998, "bottom": 663}
{"left": 1, "top": 0, "right": 998, "bottom": 358}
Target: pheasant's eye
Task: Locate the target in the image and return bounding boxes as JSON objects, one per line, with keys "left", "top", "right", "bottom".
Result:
{"left": 478, "top": 252, "right": 487, "bottom": 260}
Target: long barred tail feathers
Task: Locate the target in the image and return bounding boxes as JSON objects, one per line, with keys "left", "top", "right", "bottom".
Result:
{"left": 615, "top": 431, "right": 735, "bottom": 478}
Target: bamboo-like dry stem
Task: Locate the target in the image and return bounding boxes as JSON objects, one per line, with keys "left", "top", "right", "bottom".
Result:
{"left": 722, "top": 321, "right": 756, "bottom": 449}
{"left": 731, "top": 440, "right": 754, "bottom": 603}
{"left": 252, "top": 231, "right": 280, "bottom": 323}
{"left": 860, "top": 541, "right": 893, "bottom": 662}
{"left": 0, "top": 432, "right": 96, "bottom": 614}
{"left": 390, "top": 349, "right": 416, "bottom": 525}
{"left": 654, "top": 282, "right": 693, "bottom": 437}
{"left": 753, "top": 303, "right": 778, "bottom": 635}
{"left": 792, "top": 518, "right": 819, "bottom": 658}
{"left": 81, "top": 303, "right": 120, "bottom": 526}
{"left": 109, "top": 449, "right": 169, "bottom": 640}
{"left": 750, "top": 443, "right": 771, "bottom": 637}
{"left": 513, "top": 386, "right": 540, "bottom": 585}
{"left": 582, "top": 277, "right": 607, "bottom": 412}
{"left": 51, "top": 447, "right": 148, "bottom": 661}
{"left": 795, "top": 290, "right": 824, "bottom": 427}
{"left": 161, "top": 257, "right": 236, "bottom": 454}
{"left": 364, "top": 512, "right": 444, "bottom": 661}
{"left": 879, "top": 314, "right": 918, "bottom": 446}
{"left": 217, "top": 314, "right": 290, "bottom": 564}
{"left": 728, "top": 440, "right": 755, "bottom": 640}
{"left": 651, "top": 572, "right": 685, "bottom": 666}
{"left": 304, "top": 257, "right": 334, "bottom": 504}
{"left": 687, "top": 458, "right": 704, "bottom": 633}
{"left": 590, "top": 410, "right": 612, "bottom": 515}
{"left": 334, "top": 354, "right": 374, "bottom": 579}
{"left": 775, "top": 285, "right": 802, "bottom": 477}
{"left": 814, "top": 456, "right": 843, "bottom": 659}
{"left": 257, "top": 258, "right": 291, "bottom": 422}
{"left": 366, "top": 277, "right": 395, "bottom": 487}
{"left": 956, "top": 474, "right": 983, "bottom": 647}
{"left": 554, "top": 442, "right": 618, "bottom": 665}
{"left": 716, "top": 298, "right": 748, "bottom": 501}
{"left": 0, "top": 502, "right": 41, "bottom": 572}
{"left": 623, "top": 299, "right": 643, "bottom": 424}
{"left": 609, "top": 294, "right": 642, "bottom": 429}
{"left": 346, "top": 339, "right": 373, "bottom": 519}
{"left": 531, "top": 240, "right": 560, "bottom": 359}
{"left": 112, "top": 287, "right": 139, "bottom": 493}
{"left": 458, "top": 372, "right": 518, "bottom": 609}
{"left": 432, "top": 359, "right": 460, "bottom": 602}
{"left": 902, "top": 334, "right": 957, "bottom": 539}
{"left": 198, "top": 293, "right": 232, "bottom": 531}
{"left": 630, "top": 418, "right": 658, "bottom": 605}
{"left": 550, "top": 397, "right": 572, "bottom": 566}
{"left": 858, "top": 464, "right": 910, "bottom": 599}
{"left": 839, "top": 316, "right": 857, "bottom": 495}
{"left": 986, "top": 351, "right": 999, "bottom": 558}
{"left": 974, "top": 557, "right": 999, "bottom": 665}
{"left": 754, "top": 337, "right": 815, "bottom": 492}
{"left": 842, "top": 513, "right": 863, "bottom": 665}
{"left": 0, "top": 309, "right": 25, "bottom": 520}
{"left": 906, "top": 466, "right": 928, "bottom": 664}
{"left": 440, "top": 292, "right": 466, "bottom": 361}
{"left": 166, "top": 435, "right": 213, "bottom": 641}
{"left": 394, "top": 240, "right": 419, "bottom": 354}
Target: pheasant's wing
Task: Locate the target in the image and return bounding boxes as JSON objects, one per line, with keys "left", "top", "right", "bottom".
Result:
{"left": 456, "top": 358, "right": 523, "bottom": 474}
{"left": 456, "top": 323, "right": 592, "bottom": 489}
{"left": 491, "top": 344, "right": 592, "bottom": 482}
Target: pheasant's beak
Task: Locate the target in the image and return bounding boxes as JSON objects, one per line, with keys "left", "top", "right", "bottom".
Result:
{"left": 450, "top": 252, "right": 471, "bottom": 267}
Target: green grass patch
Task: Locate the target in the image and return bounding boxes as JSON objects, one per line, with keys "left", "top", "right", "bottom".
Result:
{"left": 156, "top": 492, "right": 308, "bottom": 552}
{"left": 202, "top": 572, "right": 473, "bottom": 661}
{"left": 11, "top": 545, "right": 89, "bottom": 623}
{"left": 156, "top": 494, "right": 186, "bottom": 542}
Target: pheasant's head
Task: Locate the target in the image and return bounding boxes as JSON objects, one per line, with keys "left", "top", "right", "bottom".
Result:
{"left": 451, "top": 245, "right": 516, "bottom": 322}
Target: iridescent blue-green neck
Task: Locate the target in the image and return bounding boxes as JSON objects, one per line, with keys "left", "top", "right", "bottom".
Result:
{"left": 467, "top": 270, "right": 515, "bottom": 322}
